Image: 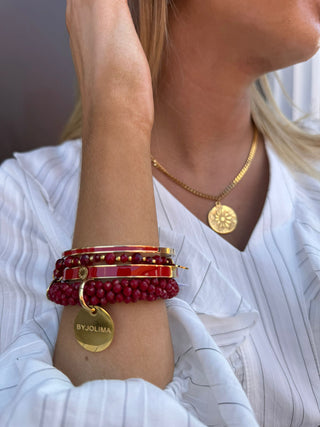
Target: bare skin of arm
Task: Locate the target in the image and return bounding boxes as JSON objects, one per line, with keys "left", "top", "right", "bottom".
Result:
{"left": 53, "top": 0, "right": 174, "bottom": 388}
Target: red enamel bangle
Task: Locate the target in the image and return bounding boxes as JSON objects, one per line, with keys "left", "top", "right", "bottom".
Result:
{"left": 63, "top": 264, "right": 177, "bottom": 281}
{"left": 63, "top": 245, "right": 174, "bottom": 257}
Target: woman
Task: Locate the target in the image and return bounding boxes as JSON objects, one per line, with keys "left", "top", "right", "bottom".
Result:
{"left": 0, "top": 0, "right": 319, "bottom": 425}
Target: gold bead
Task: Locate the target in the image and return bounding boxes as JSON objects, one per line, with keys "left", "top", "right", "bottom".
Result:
{"left": 100, "top": 255, "right": 105, "bottom": 261}
{"left": 116, "top": 256, "right": 121, "bottom": 262}
{"left": 89, "top": 255, "right": 94, "bottom": 262}
{"left": 128, "top": 256, "right": 132, "bottom": 262}
{"left": 142, "top": 257, "right": 146, "bottom": 262}
{"left": 152, "top": 259, "right": 156, "bottom": 264}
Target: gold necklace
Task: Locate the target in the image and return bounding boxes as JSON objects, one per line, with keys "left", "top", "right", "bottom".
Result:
{"left": 151, "top": 125, "right": 258, "bottom": 235}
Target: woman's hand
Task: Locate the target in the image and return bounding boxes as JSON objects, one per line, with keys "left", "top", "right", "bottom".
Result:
{"left": 66, "top": 0, "right": 154, "bottom": 135}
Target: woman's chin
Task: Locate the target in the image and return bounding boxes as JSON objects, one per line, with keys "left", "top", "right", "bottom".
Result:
{"left": 270, "top": 34, "right": 320, "bottom": 72}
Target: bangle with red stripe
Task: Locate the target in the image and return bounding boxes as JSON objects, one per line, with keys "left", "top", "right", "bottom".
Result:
{"left": 63, "top": 264, "right": 177, "bottom": 281}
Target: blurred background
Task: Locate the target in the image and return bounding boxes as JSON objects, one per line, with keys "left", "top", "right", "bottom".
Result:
{"left": 0, "top": 0, "right": 320, "bottom": 164}
{"left": 0, "top": 0, "right": 75, "bottom": 164}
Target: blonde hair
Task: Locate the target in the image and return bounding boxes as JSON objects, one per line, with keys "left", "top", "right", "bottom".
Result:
{"left": 60, "top": 0, "right": 320, "bottom": 179}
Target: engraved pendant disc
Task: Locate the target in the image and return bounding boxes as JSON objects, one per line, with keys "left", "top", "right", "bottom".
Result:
{"left": 208, "top": 204, "right": 237, "bottom": 234}
{"left": 74, "top": 307, "right": 114, "bottom": 352}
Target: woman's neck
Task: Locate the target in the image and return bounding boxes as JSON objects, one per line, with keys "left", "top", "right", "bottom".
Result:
{"left": 150, "top": 3, "right": 260, "bottom": 192}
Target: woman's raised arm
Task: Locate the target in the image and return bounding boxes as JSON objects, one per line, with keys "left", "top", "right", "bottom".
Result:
{"left": 53, "top": 0, "right": 174, "bottom": 388}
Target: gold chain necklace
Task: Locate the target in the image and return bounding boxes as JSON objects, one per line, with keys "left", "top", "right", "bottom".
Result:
{"left": 151, "top": 125, "right": 258, "bottom": 235}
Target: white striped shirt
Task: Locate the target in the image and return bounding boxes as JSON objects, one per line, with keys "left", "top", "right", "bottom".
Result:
{"left": 0, "top": 136, "right": 319, "bottom": 426}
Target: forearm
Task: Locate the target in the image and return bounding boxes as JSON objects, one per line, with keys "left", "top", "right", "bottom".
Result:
{"left": 73, "top": 120, "right": 158, "bottom": 247}
{"left": 54, "top": 120, "right": 174, "bottom": 388}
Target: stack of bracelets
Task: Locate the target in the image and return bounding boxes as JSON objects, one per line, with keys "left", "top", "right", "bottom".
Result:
{"left": 47, "top": 245, "right": 185, "bottom": 352}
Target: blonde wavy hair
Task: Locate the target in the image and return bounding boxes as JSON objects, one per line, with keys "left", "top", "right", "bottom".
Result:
{"left": 60, "top": 0, "right": 320, "bottom": 179}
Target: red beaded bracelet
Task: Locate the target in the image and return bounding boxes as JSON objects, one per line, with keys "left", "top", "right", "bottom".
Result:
{"left": 47, "top": 277, "right": 179, "bottom": 306}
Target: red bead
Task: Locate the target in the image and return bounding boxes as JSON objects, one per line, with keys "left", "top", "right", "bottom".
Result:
{"left": 161, "top": 257, "right": 167, "bottom": 265}
{"left": 65, "top": 286, "right": 73, "bottom": 297}
{"left": 64, "top": 256, "right": 74, "bottom": 268}
{"left": 124, "top": 296, "right": 132, "bottom": 304}
{"left": 151, "top": 278, "right": 159, "bottom": 286}
{"left": 61, "top": 283, "right": 69, "bottom": 293}
{"left": 56, "top": 290, "right": 62, "bottom": 298}
{"left": 121, "top": 279, "right": 129, "bottom": 287}
{"left": 130, "top": 279, "right": 140, "bottom": 289}
{"left": 140, "top": 292, "right": 148, "bottom": 300}
{"left": 103, "top": 281, "right": 112, "bottom": 292}
{"left": 90, "top": 296, "right": 99, "bottom": 306}
{"left": 139, "top": 280, "right": 148, "bottom": 291}
{"left": 72, "top": 289, "right": 78, "bottom": 299}
{"left": 148, "top": 284, "right": 156, "bottom": 294}
{"left": 95, "top": 280, "right": 103, "bottom": 289}
{"left": 115, "top": 293, "right": 124, "bottom": 303}
{"left": 105, "top": 253, "right": 116, "bottom": 264}
{"left": 123, "top": 287, "right": 132, "bottom": 297}
{"left": 80, "top": 254, "right": 91, "bottom": 265}
{"left": 146, "top": 257, "right": 153, "bottom": 264}
{"left": 132, "top": 289, "right": 141, "bottom": 300}
{"left": 94, "top": 254, "right": 101, "bottom": 263}
{"left": 132, "top": 253, "right": 143, "bottom": 263}
{"left": 68, "top": 297, "right": 76, "bottom": 305}
{"left": 120, "top": 254, "right": 128, "bottom": 263}
{"left": 153, "top": 256, "right": 162, "bottom": 264}
{"left": 147, "top": 294, "right": 156, "bottom": 301}
{"left": 53, "top": 269, "right": 61, "bottom": 279}
{"left": 106, "top": 291, "right": 115, "bottom": 303}
{"left": 162, "top": 290, "right": 168, "bottom": 299}
{"left": 100, "top": 297, "right": 108, "bottom": 306}
{"left": 159, "top": 279, "right": 167, "bottom": 289}
{"left": 85, "top": 283, "right": 96, "bottom": 296}
{"left": 166, "top": 283, "right": 173, "bottom": 293}
{"left": 55, "top": 258, "right": 65, "bottom": 270}
{"left": 155, "top": 287, "right": 163, "bottom": 297}
{"left": 96, "top": 288, "right": 105, "bottom": 298}
{"left": 113, "top": 280, "right": 122, "bottom": 293}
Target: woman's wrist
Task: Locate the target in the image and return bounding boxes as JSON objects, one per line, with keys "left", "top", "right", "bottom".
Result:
{"left": 82, "top": 101, "right": 154, "bottom": 146}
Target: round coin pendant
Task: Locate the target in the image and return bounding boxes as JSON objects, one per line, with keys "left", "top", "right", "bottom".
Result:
{"left": 208, "top": 203, "right": 238, "bottom": 234}
{"left": 74, "top": 306, "right": 114, "bottom": 352}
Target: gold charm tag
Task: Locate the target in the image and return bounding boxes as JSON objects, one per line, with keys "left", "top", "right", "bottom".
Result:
{"left": 208, "top": 203, "right": 237, "bottom": 234}
{"left": 74, "top": 306, "right": 114, "bottom": 352}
